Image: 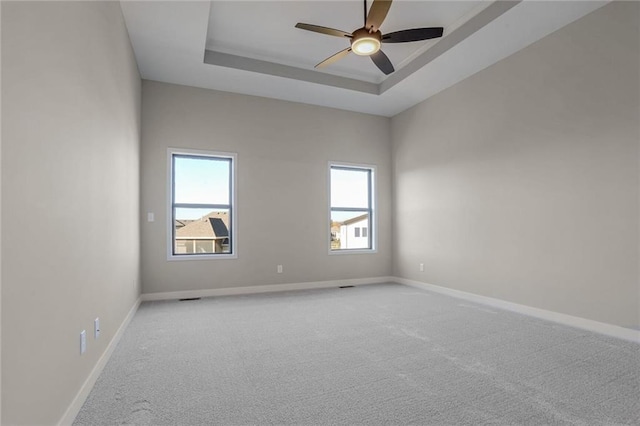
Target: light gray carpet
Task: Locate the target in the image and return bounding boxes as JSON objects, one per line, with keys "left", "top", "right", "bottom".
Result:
{"left": 74, "top": 283, "right": 639, "bottom": 425}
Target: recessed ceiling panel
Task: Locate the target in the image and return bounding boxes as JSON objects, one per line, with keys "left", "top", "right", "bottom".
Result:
{"left": 206, "top": 1, "right": 485, "bottom": 83}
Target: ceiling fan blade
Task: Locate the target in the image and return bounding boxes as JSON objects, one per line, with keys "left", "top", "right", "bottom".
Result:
{"left": 365, "top": 0, "right": 392, "bottom": 32}
{"left": 382, "top": 27, "right": 444, "bottom": 43}
{"left": 315, "top": 47, "right": 352, "bottom": 68}
{"left": 370, "top": 50, "right": 394, "bottom": 75}
{"left": 295, "top": 23, "right": 352, "bottom": 38}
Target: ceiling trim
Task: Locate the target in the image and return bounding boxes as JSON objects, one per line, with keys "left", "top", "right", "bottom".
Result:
{"left": 204, "top": 50, "right": 378, "bottom": 94}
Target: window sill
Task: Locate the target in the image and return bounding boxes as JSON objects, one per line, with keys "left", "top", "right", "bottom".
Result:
{"left": 167, "top": 253, "right": 238, "bottom": 261}
{"left": 328, "top": 249, "right": 377, "bottom": 255}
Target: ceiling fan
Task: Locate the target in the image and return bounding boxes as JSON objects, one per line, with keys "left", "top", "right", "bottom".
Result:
{"left": 295, "top": 0, "right": 444, "bottom": 75}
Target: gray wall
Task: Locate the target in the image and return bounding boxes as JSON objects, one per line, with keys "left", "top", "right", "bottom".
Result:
{"left": 1, "top": 2, "right": 141, "bottom": 424}
{"left": 141, "top": 81, "right": 392, "bottom": 294}
{"left": 391, "top": 1, "right": 639, "bottom": 328}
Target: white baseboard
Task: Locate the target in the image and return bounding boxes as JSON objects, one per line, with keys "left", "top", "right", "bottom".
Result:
{"left": 394, "top": 277, "right": 640, "bottom": 343}
{"left": 141, "top": 276, "right": 395, "bottom": 302}
{"left": 58, "top": 297, "right": 142, "bottom": 426}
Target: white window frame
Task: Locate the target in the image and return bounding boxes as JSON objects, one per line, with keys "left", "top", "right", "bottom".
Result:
{"left": 328, "top": 161, "right": 377, "bottom": 255}
{"left": 167, "top": 148, "right": 238, "bottom": 261}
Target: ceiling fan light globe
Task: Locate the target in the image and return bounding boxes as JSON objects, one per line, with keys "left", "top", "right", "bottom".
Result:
{"left": 351, "top": 37, "right": 381, "bottom": 56}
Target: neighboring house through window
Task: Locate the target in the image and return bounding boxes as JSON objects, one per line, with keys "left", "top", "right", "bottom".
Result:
{"left": 168, "top": 148, "right": 237, "bottom": 259}
{"left": 329, "top": 163, "right": 375, "bottom": 252}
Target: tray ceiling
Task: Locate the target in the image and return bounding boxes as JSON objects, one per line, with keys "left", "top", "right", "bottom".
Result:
{"left": 121, "top": 1, "right": 608, "bottom": 117}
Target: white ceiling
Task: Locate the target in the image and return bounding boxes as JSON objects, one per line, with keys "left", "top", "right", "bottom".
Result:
{"left": 121, "top": 1, "right": 608, "bottom": 117}
{"left": 206, "top": 1, "right": 485, "bottom": 83}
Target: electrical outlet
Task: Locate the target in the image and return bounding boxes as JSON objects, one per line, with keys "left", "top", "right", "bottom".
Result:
{"left": 277, "top": 265, "right": 283, "bottom": 274}
{"left": 419, "top": 263, "right": 424, "bottom": 272}
{"left": 80, "top": 330, "right": 87, "bottom": 354}
{"left": 147, "top": 212, "right": 155, "bottom": 222}
{"left": 94, "top": 318, "right": 100, "bottom": 339}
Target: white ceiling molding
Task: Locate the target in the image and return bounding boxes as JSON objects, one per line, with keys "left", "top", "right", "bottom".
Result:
{"left": 203, "top": 50, "right": 379, "bottom": 94}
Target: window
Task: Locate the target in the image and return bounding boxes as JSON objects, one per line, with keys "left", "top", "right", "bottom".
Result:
{"left": 168, "top": 149, "right": 236, "bottom": 259}
{"left": 329, "top": 163, "right": 375, "bottom": 252}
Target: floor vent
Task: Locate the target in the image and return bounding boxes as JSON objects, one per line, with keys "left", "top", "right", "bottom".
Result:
{"left": 179, "top": 297, "right": 201, "bottom": 301}
{"left": 339, "top": 286, "right": 355, "bottom": 289}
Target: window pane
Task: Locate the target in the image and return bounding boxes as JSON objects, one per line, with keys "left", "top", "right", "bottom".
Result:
{"left": 174, "top": 156, "right": 230, "bottom": 205}
{"left": 331, "top": 211, "right": 370, "bottom": 250}
{"left": 174, "top": 208, "right": 231, "bottom": 254}
{"left": 331, "top": 168, "right": 369, "bottom": 208}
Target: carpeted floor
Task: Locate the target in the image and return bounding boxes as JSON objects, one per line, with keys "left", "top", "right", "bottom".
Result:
{"left": 74, "top": 283, "right": 639, "bottom": 425}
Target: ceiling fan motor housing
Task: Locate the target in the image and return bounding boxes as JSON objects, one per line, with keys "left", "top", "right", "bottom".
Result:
{"left": 350, "top": 27, "right": 382, "bottom": 56}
